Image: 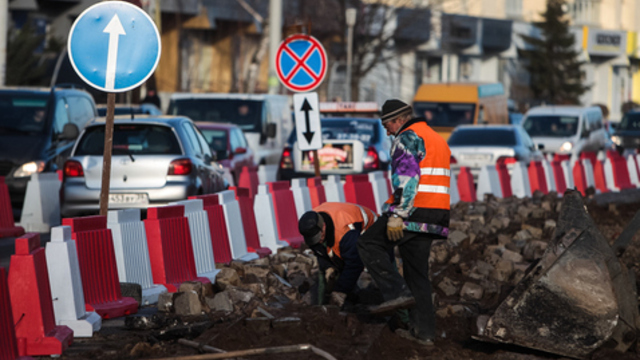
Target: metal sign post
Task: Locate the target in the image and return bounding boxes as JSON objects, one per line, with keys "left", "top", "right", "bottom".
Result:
{"left": 68, "top": 2, "right": 161, "bottom": 216}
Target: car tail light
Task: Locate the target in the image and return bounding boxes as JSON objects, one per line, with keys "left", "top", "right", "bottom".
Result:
{"left": 497, "top": 156, "right": 518, "bottom": 166}
{"left": 168, "top": 159, "right": 193, "bottom": 175}
{"left": 279, "top": 147, "right": 293, "bottom": 169}
{"left": 63, "top": 160, "right": 84, "bottom": 178}
{"left": 450, "top": 155, "right": 457, "bottom": 164}
{"left": 364, "top": 146, "right": 380, "bottom": 170}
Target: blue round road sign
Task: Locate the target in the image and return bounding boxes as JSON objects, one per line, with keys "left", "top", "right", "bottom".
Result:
{"left": 68, "top": 1, "right": 161, "bottom": 93}
{"left": 275, "top": 34, "right": 327, "bottom": 92}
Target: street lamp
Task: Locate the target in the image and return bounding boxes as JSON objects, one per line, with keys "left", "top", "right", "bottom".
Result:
{"left": 345, "top": 8, "right": 357, "bottom": 102}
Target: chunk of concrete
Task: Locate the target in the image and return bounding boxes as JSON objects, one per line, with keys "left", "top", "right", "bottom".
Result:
{"left": 174, "top": 291, "right": 202, "bottom": 316}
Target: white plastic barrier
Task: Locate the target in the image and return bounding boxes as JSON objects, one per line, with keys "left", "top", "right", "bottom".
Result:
{"left": 254, "top": 185, "right": 288, "bottom": 252}
{"left": 222, "top": 168, "right": 235, "bottom": 188}
{"left": 216, "top": 190, "right": 258, "bottom": 261}
{"left": 107, "top": 209, "right": 167, "bottom": 305}
{"left": 561, "top": 160, "right": 574, "bottom": 190}
{"left": 450, "top": 170, "right": 460, "bottom": 205}
{"left": 323, "top": 175, "right": 345, "bottom": 203}
{"left": 511, "top": 162, "right": 532, "bottom": 198}
{"left": 628, "top": 154, "right": 640, "bottom": 187}
{"left": 170, "top": 200, "right": 221, "bottom": 282}
{"left": 290, "top": 178, "right": 313, "bottom": 218}
{"left": 541, "top": 160, "right": 557, "bottom": 193}
{"left": 476, "top": 165, "right": 502, "bottom": 199}
{"left": 45, "top": 226, "right": 101, "bottom": 337}
{"left": 582, "top": 159, "right": 596, "bottom": 189}
{"left": 368, "top": 171, "right": 389, "bottom": 214}
{"left": 20, "top": 173, "right": 61, "bottom": 232}
{"left": 258, "top": 164, "right": 278, "bottom": 184}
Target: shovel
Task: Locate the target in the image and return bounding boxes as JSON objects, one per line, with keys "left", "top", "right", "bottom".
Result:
{"left": 478, "top": 190, "right": 640, "bottom": 359}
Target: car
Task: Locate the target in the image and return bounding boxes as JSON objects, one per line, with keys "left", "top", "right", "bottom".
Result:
{"left": 448, "top": 125, "right": 544, "bottom": 180}
{"left": 61, "top": 115, "right": 227, "bottom": 217}
{"left": 278, "top": 117, "right": 391, "bottom": 181}
{"left": 611, "top": 109, "right": 640, "bottom": 151}
{"left": 96, "top": 103, "right": 163, "bottom": 117}
{"left": 194, "top": 122, "right": 255, "bottom": 180}
{"left": 0, "top": 85, "right": 97, "bottom": 218}
{"left": 521, "top": 106, "right": 607, "bottom": 158}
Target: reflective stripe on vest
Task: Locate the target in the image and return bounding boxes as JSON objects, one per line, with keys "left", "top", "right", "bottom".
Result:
{"left": 354, "top": 204, "right": 377, "bottom": 230}
{"left": 420, "top": 167, "right": 450, "bottom": 176}
{"left": 418, "top": 184, "right": 450, "bottom": 194}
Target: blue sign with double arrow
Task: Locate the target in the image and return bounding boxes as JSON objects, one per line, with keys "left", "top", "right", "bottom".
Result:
{"left": 68, "top": 1, "right": 161, "bottom": 93}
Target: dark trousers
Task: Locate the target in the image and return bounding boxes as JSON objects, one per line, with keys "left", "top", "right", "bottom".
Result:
{"left": 357, "top": 215, "right": 436, "bottom": 340}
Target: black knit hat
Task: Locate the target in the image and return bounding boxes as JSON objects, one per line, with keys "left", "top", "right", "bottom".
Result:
{"left": 381, "top": 99, "right": 412, "bottom": 123}
{"left": 298, "top": 211, "right": 325, "bottom": 246}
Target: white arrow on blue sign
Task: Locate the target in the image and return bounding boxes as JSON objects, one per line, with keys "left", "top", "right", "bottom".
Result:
{"left": 68, "top": 1, "right": 161, "bottom": 93}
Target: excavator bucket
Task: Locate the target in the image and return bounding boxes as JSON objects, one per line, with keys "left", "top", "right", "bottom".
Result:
{"left": 479, "top": 190, "right": 639, "bottom": 359}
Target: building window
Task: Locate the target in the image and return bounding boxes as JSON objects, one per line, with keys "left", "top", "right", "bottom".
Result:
{"left": 505, "top": 0, "right": 523, "bottom": 20}
{"left": 569, "top": 0, "right": 600, "bottom": 26}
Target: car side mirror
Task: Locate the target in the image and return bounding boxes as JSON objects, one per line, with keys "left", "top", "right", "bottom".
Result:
{"left": 60, "top": 123, "right": 79, "bottom": 140}
{"left": 234, "top": 147, "right": 247, "bottom": 155}
{"left": 537, "top": 143, "right": 545, "bottom": 150}
{"left": 266, "top": 123, "right": 277, "bottom": 138}
{"left": 581, "top": 129, "right": 590, "bottom": 138}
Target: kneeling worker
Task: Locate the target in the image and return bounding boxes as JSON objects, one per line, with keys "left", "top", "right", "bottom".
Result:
{"left": 298, "top": 202, "right": 377, "bottom": 306}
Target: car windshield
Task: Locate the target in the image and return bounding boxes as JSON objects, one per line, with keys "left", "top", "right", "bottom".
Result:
{"left": 168, "top": 99, "right": 263, "bottom": 132}
{"left": 199, "top": 129, "right": 229, "bottom": 160}
{"left": 619, "top": 113, "right": 640, "bottom": 131}
{"left": 75, "top": 124, "right": 182, "bottom": 156}
{"left": 413, "top": 102, "right": 476, "bottom": 127}
{"left": 0, "top": 93, "right": 49, "bottom": 133}
{"left": 522, "top": 115, "right": 578, "bottom": 137}
{"left": 448, "top": 128, "right": 517, "bottom": 146}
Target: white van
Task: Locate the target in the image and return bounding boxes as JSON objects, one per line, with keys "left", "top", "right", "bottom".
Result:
{"left": 167, "top": 93, "right": 292, "bottom": 165}
{"left": 521, "top": 106, "right": 607, "bottom": 157}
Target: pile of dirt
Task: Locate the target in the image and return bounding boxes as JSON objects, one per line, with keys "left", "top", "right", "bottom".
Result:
{"left": 60, "top": 192, "right": 640, "bottom": 360}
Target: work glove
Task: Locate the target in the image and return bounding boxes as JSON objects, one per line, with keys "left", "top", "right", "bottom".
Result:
{"left": 330, "top": 291, "right": 347, "bottom": 307}
{"left": 325, "top": 267, "right": 338, "bottom": 282}
{"left": 387, "top": 216, "right": 405, "bottom": 242}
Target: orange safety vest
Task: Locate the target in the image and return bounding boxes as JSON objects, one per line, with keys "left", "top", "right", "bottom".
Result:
{"left": 385, "top": 119, "right": 451, "bottom": 227}
{"left": 314, "top": 202, "right": 377, "bottom": 259}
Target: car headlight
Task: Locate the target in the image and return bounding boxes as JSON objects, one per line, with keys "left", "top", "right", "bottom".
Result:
{"left": 611, "top": 135, "right": 621, "bottom": 146}
{"left": 13, "top": 161, "right": 46, "bottom": 178}
{"left": 560, "top": 141, "right": 573, "bottom": 152}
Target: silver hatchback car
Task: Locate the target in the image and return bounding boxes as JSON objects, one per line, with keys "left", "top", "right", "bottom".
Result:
{"left": 61, "top": 115, "right": 227, "bottom": 216}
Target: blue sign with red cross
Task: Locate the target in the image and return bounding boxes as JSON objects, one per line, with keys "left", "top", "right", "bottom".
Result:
{"left": 275, "top": 34, "right": 328, "bottom": 92}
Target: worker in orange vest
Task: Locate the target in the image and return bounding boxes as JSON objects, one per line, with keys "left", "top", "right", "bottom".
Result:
{"left": 358, "top": 99, "right": 451, "bottom": 346}
{"left": 298, "top": 202, "right": 377, "bottom": 307}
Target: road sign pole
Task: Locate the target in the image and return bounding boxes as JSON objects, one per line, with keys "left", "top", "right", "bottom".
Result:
{"left": 99, "top": 93, "right": 116, "bottom": 216}
{"left": 312, "top": 150, "right": 320, "bottom": 178}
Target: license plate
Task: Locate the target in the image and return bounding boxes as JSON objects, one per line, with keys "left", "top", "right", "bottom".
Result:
{"left": 108, "top": 193, "right": 148, "bottom": 205}
{"left": 462, "top": 154, "right": 491, "bottom": 161}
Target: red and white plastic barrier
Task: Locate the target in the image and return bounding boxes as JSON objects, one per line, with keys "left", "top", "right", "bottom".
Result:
{"left": 541, "top": 160, "right": 556, "bottom": 193}
{"left": 369, "top": 171, "right": 390, "bottom": 214}
{"left": 627, "top": 153, "right": 640, "bottom": 187}
{"left": 449, "top": 170, "right": 460, "bottom": 204}
{"left": 0, "top": 176, "right": 24, "bottom": 238}
{"left": 343, "top": 174, "right": 377, "bottom": 212}
{"left": 257, "top": 164, "right": 278, "bottom": 184}
{"left": 291, "top": 178, "right": 313, "bottom": 218}
{"left": 254, "top": 184, "right": 287, "bottom": 252}
{"left": 63, "top": 216, "right": 138, "bottom": 318}
{"left": 604, "top": 150, "right": 635, "bottom": 191}
{"left": 107, "top": 209, "right": 167, "bottom": 305}
{"left": 196, "top": 195, "right": 233, "bottom": 264}
{"left": 477, "top": 165, "right": 503, "bottom": 199}
{"left": 324, "top": 175, "right": 345, "bottom": 203}
{"left": 46, "top": 226, "right": 101, "bottom": 337}
{"left": 307, "top": 177, "right": 327, "bottom": 208}
{"left": 9, "top": 233, "right": 74, "bottom": 356}
{"left": 238, "top": 166, "right": 260, "bottom": 200}
{"left": 212, "top": 190, "right": 257, "bottom": 261}
{"left": 457, "top": 167, "right": 477, "bottom": 203}
{"left": 144, "top": 206, "right": 210, "bottom": 292}
{"left": 267, "top": 181, "right": 304, "bottom": 248}
{"left": 171, "top": 200, "right": 220, "bottom": 282}
{"left": 0, "top": 267, "right": 25, "bottom": 360}
{"left": 231, "top": 187, "right": 271, "bottom": 257}
{"left": 528, "top": 160, "right": 548, "bottom": 195}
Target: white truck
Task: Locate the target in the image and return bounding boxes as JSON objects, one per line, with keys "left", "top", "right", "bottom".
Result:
{"left": 167, "top": 93, "right": 293, "bottom": 165}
